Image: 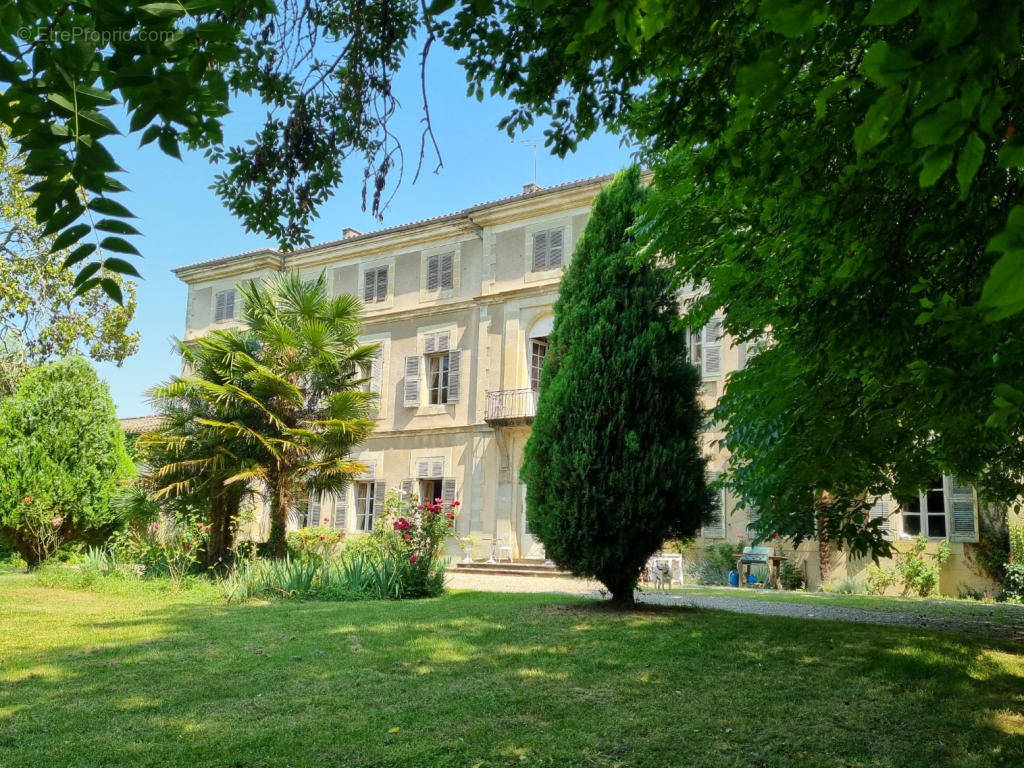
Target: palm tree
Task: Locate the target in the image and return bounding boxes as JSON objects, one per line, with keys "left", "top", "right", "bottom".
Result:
{"left": 146, "top": 271, "right": 377, "bottom": 558}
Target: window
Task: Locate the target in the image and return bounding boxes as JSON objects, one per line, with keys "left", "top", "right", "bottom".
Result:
{"left": 355, "top": 482, "right": 381, "bottom": 532}
{"left": 425, "top": 252, "right": 455, "bottom": 291}
{"left": 427, "top": 353, "right": 450, "bottom": 404}
{"left": 419, "top": 478, "right": 442, "bottom": 505}
{"left": 298, "top": 493, "right": 322, "bottom": 528}
{"left": 332, "top": 493, "right": 346, "bottom": 530}
{"left": 901, "top": 478, "right": 947, "bottom": 538}
{"left": 363, "top": 266, "right": 388, "bottom": 303}
{"left": 214, "top": 289, "right": 236, "bottom": 322}
{"left": 531, "top": 228, "right": 564, "bottom": 271}
{"left": 529, "top": 338, "right": 548, "bottom": 391}
{"left": 687, "top": 317, "right": 723, "bottom": 380}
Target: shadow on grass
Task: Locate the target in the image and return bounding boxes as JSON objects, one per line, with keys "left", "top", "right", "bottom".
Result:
{"left": 1, "top": 585, "right": 1021, "bottom": 767}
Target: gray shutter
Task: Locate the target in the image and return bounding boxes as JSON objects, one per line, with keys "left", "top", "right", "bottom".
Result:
{"left": 401, "top": 478, "right": 416, "bottom": 501}
{"left": 369, "top": 348, "right": 383, "bottom": 395}
{"left": 224, "top": 289, "right": 235, "bottom": 319}
{"left": 311, "top": 495, "right": 324, "bottom": 526}
{"left": 424, "top": 333, "right": 437, "bottom": 354}
{"left": 426, "top": 254, "right": 440, "bottom": 291}
{"left": 548, "top": 228, "right": 564, "bottom": 267}
{"left": 363, "top": 269, "right": 376, "bottom": 302}
{"left": 447, "top": 349, "right": 462, "bottom": 403}
{"left": 869, "top": 495, "right": 892, "bottom": 540}
{"left": 440, "top": 252, "right": 454, "bottom": 289}
{"left": 947, "top": 475, "right": 978, "bottom": 542}
{"left": 375, "top": 266, "right": 388, "bottom": 300}
{"left": 532, "top": 231, "right": 548, "bottom": 271}
{"left": 403, "top": 355, "right": 421, "bottom": 406}
{"left": 702, "top": 316, "right": 724, "bottom": 380}
{"left": 430, "top": 458, "right": 444, "bottom": 478}
{"left": 746, "top": 504, "right": 760, "bottom": 539}
{"left": 333, "top": 491, "right": 347, "bottom": 530}
{"left": 701, "top": 470, "right": 726, "bottom": 538}
{"left": 362, "top": 461, "right": 376, "bottom": 479}
{"left": 435, "top": 331, "right": 451, "bottom": 352}
{"left": 373, "top": 481, "right": 387, "bottom": 517}
{"left": 214, "top": 291, "right": 226, "bottom": 322}
{"left": 442, "top": 477, "right": 457, "bottom": 504}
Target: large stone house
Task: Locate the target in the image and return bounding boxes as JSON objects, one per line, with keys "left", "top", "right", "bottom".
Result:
{"left": 172, "top": 174, "right": 992, "bottom": 594}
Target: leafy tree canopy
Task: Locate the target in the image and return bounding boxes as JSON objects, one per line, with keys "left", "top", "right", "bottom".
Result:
{"left": 522, "top": 167, "right": 713, "bottom": 602}
{"left": 0, "top": 126, "right": 137, "bottom": 393}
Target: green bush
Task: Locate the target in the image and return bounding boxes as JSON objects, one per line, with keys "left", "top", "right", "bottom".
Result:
{"left": 777, "top": 560, "right": 805, "bottom": 591}
{"left": 1000, "top": 562, "right": 1024, "bottom": 604}
{"left": 897, "top": 535, "right": 951, "bottom": 597}
{"left": 824, "top": 576, "right": 868, "bottom": 595}
{"left": 865, "top": 565, "right": 898, "bottom": 595}
{"left": 967, "top": 527, "right": 1010, "bottom": 585}
{"left": 0, "top": 357, "right": 132, "bottom": 565}
{"left": 689, "top": 542, "right": 743, "bottom": 586}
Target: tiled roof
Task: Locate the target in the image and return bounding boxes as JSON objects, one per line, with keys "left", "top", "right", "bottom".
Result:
{"left": 172, "top": 173, "right": 615, "bottom": 276}
{"left": 120, "top": 415, "right": 162, "bottom": 434}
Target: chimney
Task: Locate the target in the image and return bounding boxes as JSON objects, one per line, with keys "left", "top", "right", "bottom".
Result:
{"left": 342, "top": 227, "right": 362, "bottom": 239}
{"left": 522, "top": 182, "right": 541, "bottom": 194}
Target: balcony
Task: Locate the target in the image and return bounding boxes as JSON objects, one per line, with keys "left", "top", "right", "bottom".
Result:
{"left": 485, "top": 388, "right": 538, "bottom": 426}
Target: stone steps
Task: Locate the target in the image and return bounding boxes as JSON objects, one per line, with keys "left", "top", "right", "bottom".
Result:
{"left": 451, "top": 560, "right": 572, "bottom": 578}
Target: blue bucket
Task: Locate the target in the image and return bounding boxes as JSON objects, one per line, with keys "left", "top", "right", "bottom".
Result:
{"left": 728, "top": 570, "right": 739, "bottom": 587}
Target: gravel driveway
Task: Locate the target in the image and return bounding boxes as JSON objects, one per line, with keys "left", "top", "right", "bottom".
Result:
{"left": 446, "top": 572, "right": 1024, "bottom": 644}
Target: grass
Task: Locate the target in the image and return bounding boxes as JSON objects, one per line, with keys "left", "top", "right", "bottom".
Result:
{"left": 669, "top": 586, "right": 1024, "bottom": 624}
{"left": 1, "top": 572, "right": 1022, "bottom": 767}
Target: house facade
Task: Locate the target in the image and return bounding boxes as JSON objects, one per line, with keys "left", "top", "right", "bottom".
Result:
{"left": 172, "top": 174, "right": 992, "bottom": 595}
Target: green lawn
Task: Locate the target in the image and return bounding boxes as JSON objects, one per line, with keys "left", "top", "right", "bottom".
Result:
{"left": 670, "top": 586, "right": 1024, "bottom": 624}
{"left": 1, "top": 573, "right": 1022, "bottom": 768}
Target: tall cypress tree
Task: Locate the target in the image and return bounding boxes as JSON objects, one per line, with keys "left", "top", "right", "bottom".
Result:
{"left": 522, "top": 167, "right": 714, "bottom": 604}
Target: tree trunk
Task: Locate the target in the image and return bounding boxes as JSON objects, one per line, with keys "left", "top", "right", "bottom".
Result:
{"left": 815, "top": 492, "right": 834, "bottom": 589}
{"left": 267, "top": 473, "right": 292, "bottom": 558}
{"left": 204, "top": 486, "right": 239, "bottom": 569}
{"left": 602, "top": 573, "right": 637, "bottom": 606}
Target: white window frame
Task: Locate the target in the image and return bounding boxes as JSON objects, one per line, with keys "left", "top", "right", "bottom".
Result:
{"left": 410, "top": 325, "right": 460, "bottom": 412}
{"left": 355, "top": 481, "right": 380, "bottom": 532}
{"left": 898, "top": 475, "right": 978, "bottom": 542}
{"left": 529, "top": 338, "right": 549, "bottom": 391}
{"left": 426, "top": 352, "right": 451, "bottom": 405}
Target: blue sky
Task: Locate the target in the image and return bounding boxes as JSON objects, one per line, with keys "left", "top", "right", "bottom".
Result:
{"left": 95, "top": 43, "right": 635, "bottom": 417}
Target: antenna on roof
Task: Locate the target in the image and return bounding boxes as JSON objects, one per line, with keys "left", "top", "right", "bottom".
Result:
{"left": 513, "top": 139, "right": 540, "bottom": 190}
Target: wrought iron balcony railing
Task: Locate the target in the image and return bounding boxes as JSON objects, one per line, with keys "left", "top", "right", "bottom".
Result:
{"left": 484, "top": 388, "right": 538, "bottom": 426}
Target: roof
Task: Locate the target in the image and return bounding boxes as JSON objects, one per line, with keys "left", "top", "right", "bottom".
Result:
{"left": 120, "top": 415, "right": 162, "bottom": 434}
{"left": 172, "top": 173, "right": 615, "bottom": 276}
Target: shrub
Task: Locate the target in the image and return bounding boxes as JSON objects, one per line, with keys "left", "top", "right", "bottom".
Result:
{"left": 688, "top": 542, "right": 743, "bottom": 586}
{"left": 373, "top": 490, "right": 457, "bottom": 598}
{"left": 865, "top": 565, "right": 898, "bottom": 595}
{"left": 1000, "top": 562, "right": 1024, "bottom": 604}
{"left": 824, "top": 576, "right": 868, "bottom": 595}
{"left": 896, "top": 535, "right": 951, "bottom": 597}
{"left": 0, "top": 357, "right": 132, "bottom": 565}
{"left": 777, "top": 560, "right": 805, "bottom": 591}
{"left": 521, "top": 168, "right": 714, "bottom": 603}
{"left": 967, "top": 527, "right": 1010, "bottom": 585}
{"left": 286, "top": 525, "right": 345, "bottom": 560}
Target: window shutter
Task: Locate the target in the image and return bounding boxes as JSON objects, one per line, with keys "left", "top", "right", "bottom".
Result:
{"left": 224, "top": 289, "right": 235, "bottom": 319}
{"left": 375, "top": 266, "right": 388, "bottom": 301}
{"left": 435, "top": 331, "right": 450, "bottom": 352}
{"left": 403, "top": 355, "right": 421, "bottom": 406}
{"left": 401, "top": 479, "right": 416, "bottom": 500}
{"left": 701, "top": 316, "right": 724, "bottom": 380}
{"left": 373, "top": 481, "right": 386, "bottom": 514}
{"left": 333, "top": 492, "right": 347, "bottom": 530}
{"left": 442, "top": 477, "right": 457, "bottom": 504}
{"left": 548, "top": 228, "right": 564, "bottom": 267}
{"left": 431, "top": 458, "right": 444, "bottom": 478}
{"left": 310, "top": 495, "right": 323, "bottom": 526}
{"left": 532, "top": 231, "right": 548, "bottom": 271}
{"left": 746, "top": 504, "right": 760, "bottom": 539}
{"left": 947, "top": 475, "right": 978, "bottom": 542}
{"left": 214, "top": 291, "right": 226, "bottom": 322}
{"left": 362, "top": 461, "right": 376, "bottom": 479}
{"left": 869, "top": 495, "right": 893, "bottom": 540}
{"left": 447, "top": 349, "right": 462, "bottom": 403}
{"left": 440, "top": 252, "right": 454, "bottom": 289}
{"left": 701, "top": 470, "right": 726, "bottom": 538}
{"left": 363, "top": 269, "right": 376, "bottom": 302}
{"left": 426, "top": 255, "right": 440, "bottom": 291}
{"left": 424, "top": 333, "right": 436, "bottom": 354}
{"left": 369, "top": 349, "right": 383, "bottom": 395}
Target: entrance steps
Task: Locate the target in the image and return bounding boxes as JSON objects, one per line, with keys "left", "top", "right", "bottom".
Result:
{"left": 451, "top": 559, "right": 572, "bottom": 578}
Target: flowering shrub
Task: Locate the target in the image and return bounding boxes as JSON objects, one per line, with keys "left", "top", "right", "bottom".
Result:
{"left": 286, "top": 524, "right": 345, "bottom": 560}
{"left": 15, "top": 495, "right": 68, "bottom": 566}
{"left": 375, "top": 490, "right": 458, "bottom": 598}
{"left": 111, "top": 518, "right": 209, "bottom": 590}
{"left": 896, "top": 535, "right": 951, "bottom": 597}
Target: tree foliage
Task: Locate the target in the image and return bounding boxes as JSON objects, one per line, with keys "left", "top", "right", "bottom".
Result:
{"left": 0, "top": 126, "right": 137, "bottom": 393}
{"left": 521, "top": 167, "right": 713, "bottom": 603}
{"left": 0, "top": 356, "right": 133, "bottom": 564}
{"left": 443, "top": 0, "right": 1024, "bottom": 557}
{"left": 144, "top": 271, "right": 376, "bottom": 558}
